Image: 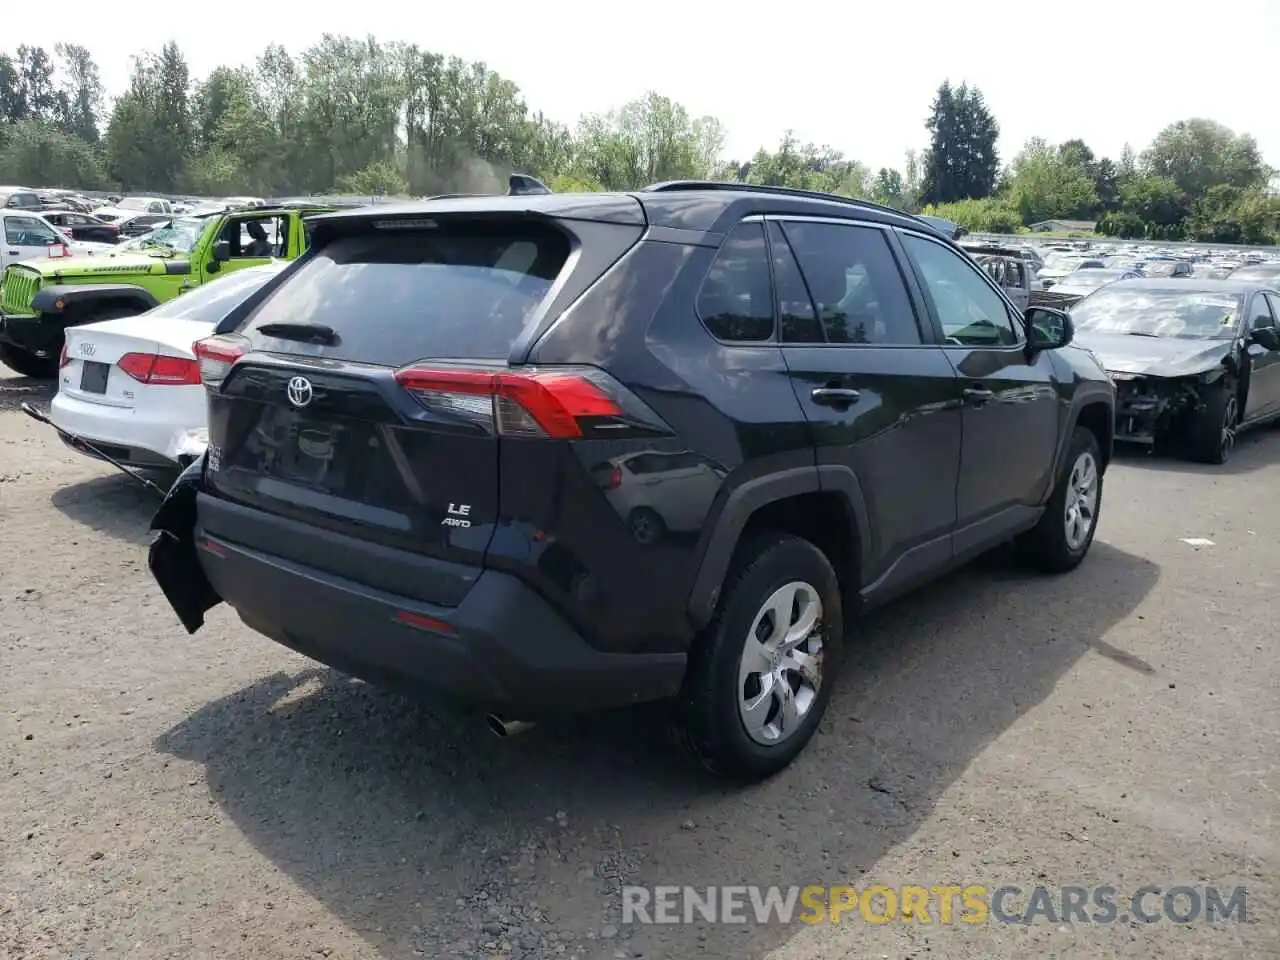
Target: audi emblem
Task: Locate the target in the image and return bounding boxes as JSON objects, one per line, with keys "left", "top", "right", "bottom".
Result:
{"left": 286, "top": 376, "right": 314, "bottom": 408}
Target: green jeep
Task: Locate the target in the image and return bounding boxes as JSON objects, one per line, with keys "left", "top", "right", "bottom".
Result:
{"left": 0, "top": 205, "right": 329, "bottom": 377}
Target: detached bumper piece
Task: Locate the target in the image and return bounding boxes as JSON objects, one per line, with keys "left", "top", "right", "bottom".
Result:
{"left": 1111, "top": 375, "right": 1198, "bottom": 444}
{"left": 148, "top": 456, "right": 223, "bottom": 633}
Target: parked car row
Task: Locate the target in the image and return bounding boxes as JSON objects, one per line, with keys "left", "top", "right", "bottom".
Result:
{"left": 0, "top": 202, "right": 324, "bottom": 376}
{"left": 10, "top": 178, "right": 1280, "bottom": 782}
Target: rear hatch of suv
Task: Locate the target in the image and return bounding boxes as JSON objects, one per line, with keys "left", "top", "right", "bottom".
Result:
{"left": 195, "top": 199, "right": 654, "bottom": 607}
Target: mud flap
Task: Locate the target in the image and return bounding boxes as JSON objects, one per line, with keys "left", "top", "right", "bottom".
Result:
{"left": 148, "top": 454, "right": 222, "bottom": 634}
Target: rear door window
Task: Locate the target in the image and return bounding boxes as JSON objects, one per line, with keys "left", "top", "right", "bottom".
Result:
{"left": 242, "top": 220, "right": 570, "bottom": 364}
{"left": 766, "top": 221, "right": 822, "bottom": 343}
{"left": 697, "top": 222, "right": 774, "bottom": 342}
{"left": 779, "top": 220, "right": 921, "bottom": 345}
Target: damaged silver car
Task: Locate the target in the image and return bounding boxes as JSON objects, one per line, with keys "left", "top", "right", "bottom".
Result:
{"left": 1071, "top": 278, "right": 1280, "bottom": 464}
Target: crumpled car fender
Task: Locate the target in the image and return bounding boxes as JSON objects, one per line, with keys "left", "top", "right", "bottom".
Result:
{"left": 148, "top": 453, "right": 222, "bottom": 634}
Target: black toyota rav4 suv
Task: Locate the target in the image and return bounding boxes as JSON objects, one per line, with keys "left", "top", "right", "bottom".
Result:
{"left": 150, "top": 182, "right": 1115, "bottom": 779}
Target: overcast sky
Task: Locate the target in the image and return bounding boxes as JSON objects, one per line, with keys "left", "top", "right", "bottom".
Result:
{"left": 14, "top": 0, "right": 1280, "bottom": 174}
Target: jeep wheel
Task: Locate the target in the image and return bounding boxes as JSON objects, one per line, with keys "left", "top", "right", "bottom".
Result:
{"left": 1187, "top": 380, "right": 1238, "bottom": 465}
{"left": 1019, "top": 426, "right": 1103, "bottom": 573}
{"left": 0, "top": 344, "right": 56, "bottom": 379}
{"left": 678, "top": 533, "right": 843, "bottom": 779}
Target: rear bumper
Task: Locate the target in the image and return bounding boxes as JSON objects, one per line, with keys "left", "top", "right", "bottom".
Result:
{"left": 51, "top": 390, "right": 206, "bottom": 468}
{"left": 193, "top": 500, "right": 687, "bottom": 715}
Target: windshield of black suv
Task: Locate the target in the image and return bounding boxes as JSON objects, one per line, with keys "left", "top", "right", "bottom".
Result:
{"left": 1071, "top": 287, "right": 1243, "bottom": 339}
{"left": 241, "top": 220, "right": 570, "bottom": 365}
{"left": 121, "top": 218, "right": 206, "bottom": 254}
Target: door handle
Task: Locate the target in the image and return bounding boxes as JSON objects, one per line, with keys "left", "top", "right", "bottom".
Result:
{"left": 6, "top": 250, "right": 17, "bottom": 256}
{"left": 811, "top": 387, "right": 861, "bottom": 406}
{"left": 963, "top": 386, "right": 996, "bottom": 404}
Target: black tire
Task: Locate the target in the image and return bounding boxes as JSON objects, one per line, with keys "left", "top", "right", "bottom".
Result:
{"left": 677, "top": 532, "right": 844, "bottom": 780}
{"left": 628, "top": 507, "right": 667, "bottom": 545}
{"left": 1019, "top": 426, "right": 1103, "bottom": 573}
{"left": 1186, "top": 380, "right": 1238, "bottom": 465}
{"left": 0, "top": 343, "right": 56, "bottom": 379}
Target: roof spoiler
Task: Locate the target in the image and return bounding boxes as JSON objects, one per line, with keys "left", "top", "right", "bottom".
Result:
{"left": 507, "top": 174, "right": 552, "bottom": 196}
{"left": 425, "top": 174, "right": 553, "bottom": 202}
{"left": 916, "top": 214, "right": 967, "bottom": 241}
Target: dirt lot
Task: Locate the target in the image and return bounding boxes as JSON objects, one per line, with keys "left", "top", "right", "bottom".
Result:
{"left": 1, "top": 367, "right": 1277, "bottom": 960}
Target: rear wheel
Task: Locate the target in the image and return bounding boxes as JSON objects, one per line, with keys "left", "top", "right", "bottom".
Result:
{"left": 678, "top": 533, "right": 843, "bottom": 779}
{"left": 1187, "top": 380, "right": 1238, "bottom": 465}
{"left": 0, "top": 343, "right": 56, "bottom": 379}
{"left": 628, "top": 507, "right": 667, "bottom": 545}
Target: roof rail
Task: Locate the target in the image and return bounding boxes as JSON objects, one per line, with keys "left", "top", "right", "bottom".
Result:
{"left": 639, "top": 180, "right": 922, "bottom": 225}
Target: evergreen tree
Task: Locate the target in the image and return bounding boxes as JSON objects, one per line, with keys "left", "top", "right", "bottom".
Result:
{"left": 921, "top": 81, "right": 999, "bottom": 204}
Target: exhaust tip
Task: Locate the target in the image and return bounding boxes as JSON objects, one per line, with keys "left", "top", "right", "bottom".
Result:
{"left": 486, "top": 714, "right": 535, "bottom": 738}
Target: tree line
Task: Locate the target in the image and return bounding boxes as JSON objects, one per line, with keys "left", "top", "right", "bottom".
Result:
{"left": 1, "top": 39, "right": 1277, "bottom": 244}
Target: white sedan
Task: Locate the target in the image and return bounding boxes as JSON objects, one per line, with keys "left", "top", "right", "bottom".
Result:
{"left": 51, "top": 263, "right": 285, "bottom": 470}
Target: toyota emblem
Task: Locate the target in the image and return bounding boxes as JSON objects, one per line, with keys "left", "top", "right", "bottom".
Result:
{"left": 286, "top": 376, "right": 314, "bottom": 408}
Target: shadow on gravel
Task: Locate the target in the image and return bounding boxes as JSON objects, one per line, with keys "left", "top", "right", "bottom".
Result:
{"left": 156, "top": 541, "right": 1158, "bottom": 960}
{"left": 0, "top": 376, "right": 54, "bottom": 413}
{"left": 1112, "top": 424, "right": 1280, "bottom": 476}
{"left": 51, "top": 473, "right": 165, "bottom": 544}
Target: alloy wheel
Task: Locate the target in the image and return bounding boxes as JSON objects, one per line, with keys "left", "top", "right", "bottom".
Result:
{"left": 737, "top": 581, "right": 825, "bottom": 746}
{"left": 1063, "top": 451, "right": 1099, "bottom": 551}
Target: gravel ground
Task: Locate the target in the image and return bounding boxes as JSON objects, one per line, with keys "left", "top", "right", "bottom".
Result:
{"left": 1, "top": 367, "right": 1276, "bottom": 960}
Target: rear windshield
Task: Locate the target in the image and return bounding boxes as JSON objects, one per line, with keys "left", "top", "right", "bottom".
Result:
{"left": 242, "top": 221, "right": 570, "bottom": 364}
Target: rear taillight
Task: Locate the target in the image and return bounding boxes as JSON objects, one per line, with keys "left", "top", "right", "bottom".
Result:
{"left": 393, "top": 366, "right": 624, "bottom": 439}
{"left": 192, "top": 335, "right": 249, "bottom": 387}
{"left": 607, "top": 465, "right": 623, "bottom": 488}
{"left": 58, "top": 343, "right": 70, "bottom": 368}
{"left": 117, "top": 352, "right": 202, "bottom": 385}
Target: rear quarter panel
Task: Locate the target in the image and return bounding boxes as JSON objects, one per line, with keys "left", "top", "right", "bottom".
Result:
{"left": 516, "top": 238, "right": 813, "bottom": 654}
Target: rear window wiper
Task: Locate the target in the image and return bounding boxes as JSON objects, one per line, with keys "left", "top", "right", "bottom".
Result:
{"left": 1125, "top": 331, "right": 1161, "bottom": 337}
{"left": 256, "top": 322, "right": 338, "bottom": 345}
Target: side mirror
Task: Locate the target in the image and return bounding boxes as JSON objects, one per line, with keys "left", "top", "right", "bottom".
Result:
{"left": 1026, "top": 307, "right": 1074, "bottom": 351}
{"left": 1250, "top": 326, "right": 1280, "bottom": 352}
{"left": 212, "top": 240, "right": 231, "bottom": 262}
